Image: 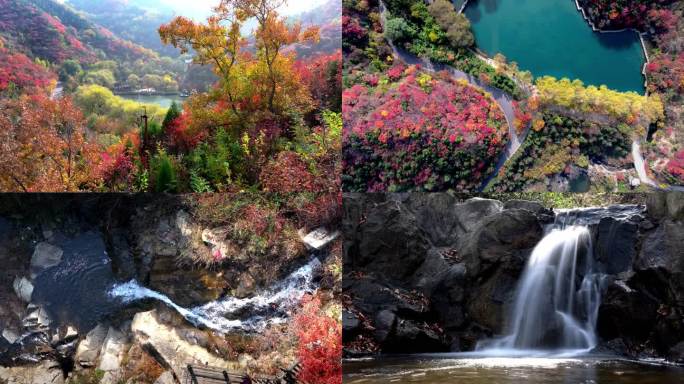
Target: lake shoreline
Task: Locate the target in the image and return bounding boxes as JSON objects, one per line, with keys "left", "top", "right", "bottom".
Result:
{"left": 460, "top": 0, "right": 649, "bottom": 94}
{"left": 113, "top": 92, "right": 185, "bottom": 97}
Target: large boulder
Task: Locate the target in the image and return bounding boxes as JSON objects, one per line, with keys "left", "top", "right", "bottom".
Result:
{"left": 465, "top": 261, "right": 522, "bottom": 334}
{"left": 647, "top": 192, "right": 684, "bottom": 220}
{"left": 344, "top": 277, "right": 430, "bottom": 319}
{"left": 383, "top": 318, "right": 447, "bottom": 353}
{"left": 354, "top": 201, "right": 431, "bottom": 282}
{"left": 98, "top": 327, "right": 128, "bottom": 383}
{"left": 430, "top": 264, "right": 467, "bottom": 330}
{"left": 594, "top": 217, "right": 638, "bottom": 275}
{"left": 373, "top": 310, "right": 396, "bottom": 344}
{"left": 503, "top": 200, "right": 552, "bottom": 217}
{"left": 135, "top": 213, "right": 228, "bottom": 307}
{"left": 635, "top": 220, "right": 684, "bottom": 274}
{"left": 75, "top": 324, "right": 108, "bottom": 368}
{"left": 410, "top": 248, "right": 451, "bottom": 294}
{"left": 12, "top": 277, "right": 33, "bottom": 303}
{"left": 342, "top": 311, "right": 361, "bottom": 341}
{"left": 597, "top": 279, "right": 659, "bottom": 347}
{"left": 2, "top": 328, "right": 19, "bottom": 344}
{"left": 459, "top": 209, "right": 542, "bottom": 276}
{"left": 131, "top": 310, "right": 235, "bottom": 380}
{"left": 405, "top": 196, "right": 503, "bottom": 247}
{"left": 30, "top": 242, "right": 63, "bottom": 278}
{"left": 0, "top": 360, "right": 65, "bottom": 384}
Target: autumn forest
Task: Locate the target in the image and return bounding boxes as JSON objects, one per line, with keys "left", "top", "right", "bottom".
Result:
{"left": 0, "top": 0, "right": 342, "bottom": 195}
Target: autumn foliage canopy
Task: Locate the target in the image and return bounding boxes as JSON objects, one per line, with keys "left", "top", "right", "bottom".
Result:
{"left": 343, "top": 64, "right": 508, "bottom": 192}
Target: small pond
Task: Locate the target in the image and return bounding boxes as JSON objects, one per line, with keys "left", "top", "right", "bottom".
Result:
{"left": 464, "top": 0, "right": 646, "bottom": 93}
{"left": 118, "top": 94, "right": 185, "bottom": 108}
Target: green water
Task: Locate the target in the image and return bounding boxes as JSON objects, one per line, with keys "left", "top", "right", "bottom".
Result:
{"left": 464, "top": 0, "right": 646, "bottom": 93}
{"left": 118, "top": 94, "right": 185, "bottom": 108}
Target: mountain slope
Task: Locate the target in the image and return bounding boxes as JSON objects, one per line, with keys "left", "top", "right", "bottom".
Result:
{"left": 66, "top": 0, "right": 181, "bottom": 57}
{"left": 0, "top": 0, "right": 156, "bottom": 66}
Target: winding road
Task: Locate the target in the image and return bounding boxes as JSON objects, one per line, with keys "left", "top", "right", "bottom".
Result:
{"left": 50, "top": 81, "right": 63, "bottom": 100}
{"left": 379, "top": 1, "right": 527, "bottom": 190}
{"left": 380, "top": 1, "right": 684, "bottom": 192}
{"left": 632, "top": 140, "right": 684, "bottom": 192}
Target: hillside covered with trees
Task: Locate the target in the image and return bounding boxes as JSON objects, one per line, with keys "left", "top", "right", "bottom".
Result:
{"left": 342, "top": 0, "right": 682, "bottom": 192}
{"left": 0, "top": 0, "right": 342, "bottom": 196}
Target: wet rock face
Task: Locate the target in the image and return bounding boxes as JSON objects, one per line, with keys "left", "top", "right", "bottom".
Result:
{"left": 404, "top": 195, "right": 504, "bottom": 248}
{"left": 343, "top": 193, "right": 684, "bottom": 361}
{"left": 635, "top": 220, "right": 684, "bottom": 274}
{"left": 594, "top": 217, "right": 639, "bottom": 275}
{"left": 353, "top": 201, "right": 431, "bottom": 283}
{"left": 132, "top": 210, "right": 229, "bottom": 307}
{"left": 343, "top": 195, "right": 545, "bottom": 355}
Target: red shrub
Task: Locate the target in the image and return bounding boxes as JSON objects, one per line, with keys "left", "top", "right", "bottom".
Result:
{"left": 294, "top": 193, "right": 342, "bottom": 229}
{"left": 166, "top": 113, "right": 203, "bottom": 153}
{"left": 0, "top": 50, "right": 55, "bottom": 91}
{"left": 295, "top": 51, "right": 342, "bottom": 110}
{"left": 293, "top": 295, "right": 342, "bottom": 384}
{"left": 342, "top": 15, "right": 367, "bottom": 42}
{"left": 667, "top": 149, "right": 684, "bottom": 182}
{"left": 260, "top": 152, "right": 317, "bottom": 193}
{"left": 343, "top": 66, "right": 508, "bottom": 192}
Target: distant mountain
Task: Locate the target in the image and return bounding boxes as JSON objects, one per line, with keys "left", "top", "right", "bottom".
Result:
{"left": 65, "top": 0, "right": 341, "bottom": 58}
{"left": 66, "top": 0, "right": 182, "bottom": 57}
{"left": 0, "top": 0, "right": 157, "bottom": 65}
{"left": 291, "top": 0, "right": 342, "bottom": 56}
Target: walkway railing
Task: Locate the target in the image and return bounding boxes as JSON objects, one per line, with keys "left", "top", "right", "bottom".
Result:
{"left": 182, "top": 363, "right": 302, "bottom": 384}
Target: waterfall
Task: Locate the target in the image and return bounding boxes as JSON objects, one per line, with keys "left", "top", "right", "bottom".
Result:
{"left": 109, "top": 258, "right": 320, "bottom": 333}
{"left": 476, "top": 225, "right": 602, "bottom": 356}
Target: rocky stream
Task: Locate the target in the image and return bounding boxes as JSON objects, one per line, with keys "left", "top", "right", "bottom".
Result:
{"left": 0, "top": 195, "right": 339, "bottom": 384}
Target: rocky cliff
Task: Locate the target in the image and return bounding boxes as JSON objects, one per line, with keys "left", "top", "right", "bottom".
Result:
{"left": 0, "top": 194, "right": 341, "bottom": 384}
{"left": 342, "top": 193, "right": 684, "bottom": 363}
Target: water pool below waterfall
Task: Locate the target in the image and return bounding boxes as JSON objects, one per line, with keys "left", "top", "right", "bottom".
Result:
{"left": 342, "top": 204, "right": 682, "bottom": 383}
{"left": 343, "top": 356, "right": 684, "bottom": 383}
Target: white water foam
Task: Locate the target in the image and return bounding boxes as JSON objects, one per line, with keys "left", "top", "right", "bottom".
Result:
{"left": 476, "top": 226, "right": 603, "bottom": 357}
{"left": 109, "top": 258, "right": 320, "bottom": 332}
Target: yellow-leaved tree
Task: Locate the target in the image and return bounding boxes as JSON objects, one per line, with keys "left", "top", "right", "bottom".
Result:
{"left": 159, "top": 0, "right": 320, "bottom": 119}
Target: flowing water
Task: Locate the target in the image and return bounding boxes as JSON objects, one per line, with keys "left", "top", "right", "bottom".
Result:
{"left": 475, "top": 226, "right": 601, "bottom": 355}
{"left": 474, "top": 205, "right": 645, "bottom": 356}
{"left": 29, "top": 229, "right": 319, "bottom": 334}
{"left": 342, "top": 205, "right": 683, "bottom": 383}
{"left": 109, "top": 258, "right": 320, "bottom": 333}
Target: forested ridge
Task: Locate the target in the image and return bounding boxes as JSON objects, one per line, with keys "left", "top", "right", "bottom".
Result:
{"left": 0, "top": 0, "right": 342, "bottom": 196}
{"left": 343, "top": 0, "right": 684, "bottom": 192}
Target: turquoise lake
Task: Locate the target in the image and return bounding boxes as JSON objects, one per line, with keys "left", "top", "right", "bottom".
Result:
{"left": 464, "top": 0, "right": 646, "bottom": 93}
